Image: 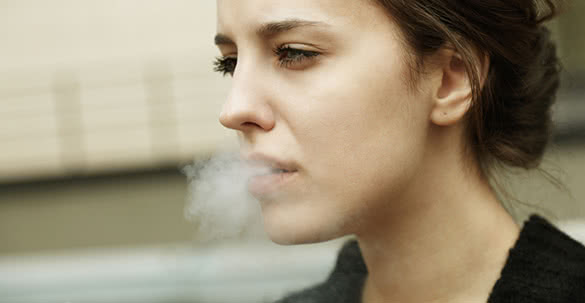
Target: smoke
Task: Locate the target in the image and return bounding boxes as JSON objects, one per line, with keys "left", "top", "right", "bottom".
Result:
{"left": 183, "top": 152, "right": 270, "bottom": 243}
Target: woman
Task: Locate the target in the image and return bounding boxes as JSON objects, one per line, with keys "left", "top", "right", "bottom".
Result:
{"left": 212, "top": 0, "right": 585, "bottom": 302}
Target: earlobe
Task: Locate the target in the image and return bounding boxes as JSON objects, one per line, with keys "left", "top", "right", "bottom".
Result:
{"left": 430, "top": 95, "right": 472, "bottom": 126}
{"left": 430, "top": 52, "right": 473, "bottom": 126}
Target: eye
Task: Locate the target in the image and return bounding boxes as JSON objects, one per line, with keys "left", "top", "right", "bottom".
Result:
{"left": 213, "top": 56, "right": 237, "bottom": 77}
{"left": 212, "top": 45, "right": 321, "bottom": 77}
{"left": 273, "top": 45, "right": 320, "bottom": 69}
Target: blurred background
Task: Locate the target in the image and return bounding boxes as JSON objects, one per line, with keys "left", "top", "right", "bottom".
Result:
{"left": 0, "top": 1, "right": 583, "bottom": 302}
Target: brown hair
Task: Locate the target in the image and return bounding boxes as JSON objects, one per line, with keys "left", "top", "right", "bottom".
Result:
{"left": 373, "top": 0, "right": 561, "bottom": 176}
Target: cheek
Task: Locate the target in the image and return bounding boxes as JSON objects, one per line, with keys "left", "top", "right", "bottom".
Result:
{"left": 289, "top": 56, "right": 429, "bottom": 218}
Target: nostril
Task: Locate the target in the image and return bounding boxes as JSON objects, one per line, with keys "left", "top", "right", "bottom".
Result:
{"left": 241, "top": 122, "right": 259, "bottom": 128}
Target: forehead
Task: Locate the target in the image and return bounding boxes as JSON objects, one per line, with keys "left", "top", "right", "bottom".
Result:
{"left": 216, "top": 0, "right": 385, "bottom": 35}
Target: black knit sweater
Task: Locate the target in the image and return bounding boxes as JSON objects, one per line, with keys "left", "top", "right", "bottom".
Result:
{"left": 275, "top": 215, "right": 585, "bottom": 303}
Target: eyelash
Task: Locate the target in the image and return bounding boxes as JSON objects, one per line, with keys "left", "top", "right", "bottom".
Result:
{"left": 213, "top": 45, "right": 320, "bottom": 76}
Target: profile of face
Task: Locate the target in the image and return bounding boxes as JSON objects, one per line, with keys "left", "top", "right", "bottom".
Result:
{"left": 215, "top": 0, "right": 457, "bottom": 244}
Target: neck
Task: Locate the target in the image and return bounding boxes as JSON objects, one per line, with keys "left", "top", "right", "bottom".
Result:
{"left": 356, "top": 126, "right": 520, "bottom": 303}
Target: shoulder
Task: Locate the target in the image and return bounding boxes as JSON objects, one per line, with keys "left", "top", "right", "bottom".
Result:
{"left": 274, "top": 240, "right": 367, "bottom": 303}
{"left": 488, "top": 214, "right": 585, "bottom": 302}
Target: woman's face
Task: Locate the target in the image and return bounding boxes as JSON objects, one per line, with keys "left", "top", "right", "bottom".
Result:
{"left": 215, "top": 0, "right": 436, "bottom": 244}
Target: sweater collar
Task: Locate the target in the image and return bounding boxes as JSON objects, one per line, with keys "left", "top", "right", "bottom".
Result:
{"left": 325, "top": 214, "right": 585, "bottom": 303}
{"left": 487, "top": 214, "right": 585, "bottom": 302}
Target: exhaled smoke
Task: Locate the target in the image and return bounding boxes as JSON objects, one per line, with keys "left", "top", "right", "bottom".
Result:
{"left": 183, "top": 152, "right": 269, "bottom": 242}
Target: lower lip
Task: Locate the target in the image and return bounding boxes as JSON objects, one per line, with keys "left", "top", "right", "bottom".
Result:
{"left": 248, "top": 171, "right": 298, "bottom": 197}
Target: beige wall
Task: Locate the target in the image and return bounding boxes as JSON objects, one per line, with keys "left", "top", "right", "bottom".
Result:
{"left": 0, "top": 1, "right": 217, "bottom": 71}
{"left": 0, "top": 1, "right": 233, "bottom": 182}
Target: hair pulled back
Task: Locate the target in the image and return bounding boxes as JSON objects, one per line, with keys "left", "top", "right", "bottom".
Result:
{"left": 374, "top": 0, "right": 561, "bottom": 174}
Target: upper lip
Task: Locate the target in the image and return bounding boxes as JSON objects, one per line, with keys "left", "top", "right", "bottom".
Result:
{"left": 243, "top": 153, "right": 298, "bottom": 172}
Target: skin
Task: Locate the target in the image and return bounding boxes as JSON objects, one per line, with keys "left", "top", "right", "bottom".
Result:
{"left": 214, "top": 0, "right": 520, "bottom": 302}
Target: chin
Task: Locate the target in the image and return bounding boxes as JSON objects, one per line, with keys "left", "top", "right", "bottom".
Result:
{"left": 260, "top": 201, "right": 347, "bottom": 245}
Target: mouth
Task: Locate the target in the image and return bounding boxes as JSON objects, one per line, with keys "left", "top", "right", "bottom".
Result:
{"left": 243, "top": 152, "right": 300, "bottom": 197}
{"left": 266, "top": 168, "right": 296, "bottom": 175}
{"left": 248, "top": 168, "right": 299, "bottom": 197}
{"left": 244, "top": 153, "right": 298, "bottom": 174}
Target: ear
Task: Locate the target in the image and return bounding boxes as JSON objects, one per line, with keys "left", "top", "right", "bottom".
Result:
{"left": 430, "top": 50, "right": 488, "bottom": 126}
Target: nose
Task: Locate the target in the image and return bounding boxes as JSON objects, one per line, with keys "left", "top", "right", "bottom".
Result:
{"left": 219, "top": 66, "right": 275, "bottom": 132}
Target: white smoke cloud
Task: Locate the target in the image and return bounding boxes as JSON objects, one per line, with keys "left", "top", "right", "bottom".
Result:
{"left": 182, "top": 152, "right": 269, "bottom": 243}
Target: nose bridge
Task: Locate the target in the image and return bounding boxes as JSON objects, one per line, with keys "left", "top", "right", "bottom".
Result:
{"left": 219, "top": 57, "right": 275, "bottom": 131}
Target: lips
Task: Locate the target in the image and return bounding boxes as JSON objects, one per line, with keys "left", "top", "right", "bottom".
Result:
{"left": 248, "top": 170, "right": 298, "bottom": 197}
{"left": 264, "top": 168, "right": 291, "bottom": 174}
{"left": 243, "top": 153, "right": 299, "bottom": 174}
{"left": 244, "top": 153, "right": 299, "bottom": 196}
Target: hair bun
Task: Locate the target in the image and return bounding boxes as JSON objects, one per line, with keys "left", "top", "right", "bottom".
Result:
{"left": 480, "top": 24, "right": 561, "bottom": 169}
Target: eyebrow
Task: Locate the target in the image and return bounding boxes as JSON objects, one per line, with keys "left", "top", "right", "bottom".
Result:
{"left": 214, "top": 19, "right": 329, "bottom": 45}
